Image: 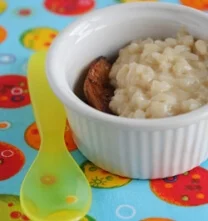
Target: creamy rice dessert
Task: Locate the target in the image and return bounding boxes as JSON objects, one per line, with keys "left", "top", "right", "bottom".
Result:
{"left": 109, "top": 29, "right": 208, "bottom": 119}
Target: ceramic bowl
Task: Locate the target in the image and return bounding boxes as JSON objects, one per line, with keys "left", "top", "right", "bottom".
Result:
{"left": 46, "top": 2, "right": 208, "bottom": 179}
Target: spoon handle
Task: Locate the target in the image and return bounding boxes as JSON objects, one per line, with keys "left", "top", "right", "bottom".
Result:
{"left": 28, "top": 52, "right": 66, "bottom": 151}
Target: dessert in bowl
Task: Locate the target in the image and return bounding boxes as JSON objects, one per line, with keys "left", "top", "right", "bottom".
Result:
{"left": 46, "top": 2, "right": 208, "bottom": 179}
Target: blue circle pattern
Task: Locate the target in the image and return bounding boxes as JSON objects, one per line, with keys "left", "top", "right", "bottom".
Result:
{"left": 0, "top": 54, "right": 16, "bottom": 64}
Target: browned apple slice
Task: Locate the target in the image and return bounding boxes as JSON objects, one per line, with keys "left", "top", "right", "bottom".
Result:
{"left": 84, "top": 57, "right": 114, "bottom": 114}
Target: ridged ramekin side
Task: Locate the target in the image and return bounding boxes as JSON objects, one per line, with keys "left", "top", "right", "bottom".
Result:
{"left": 66, "top": 109, "right": 208, "bottom": 179}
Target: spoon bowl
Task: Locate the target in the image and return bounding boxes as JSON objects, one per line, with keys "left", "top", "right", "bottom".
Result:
{"left": 20, "top": 51, "right": 92, "bottom": 221}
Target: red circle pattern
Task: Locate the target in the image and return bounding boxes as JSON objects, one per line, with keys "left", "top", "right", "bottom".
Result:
{"left": 44, "top": 0, "right": 95, "bottom": 15}
{"left": 0, "top": 75, "right": 30, "bottom": 108}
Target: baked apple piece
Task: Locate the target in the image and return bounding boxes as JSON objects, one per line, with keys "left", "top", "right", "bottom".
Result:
{"left": 83, "top": 57, "right": 114, "bottom": 114}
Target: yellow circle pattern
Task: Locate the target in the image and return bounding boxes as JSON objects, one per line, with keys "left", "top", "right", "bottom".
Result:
{"left": 0, "top": 0, "right": 7, "bottom": 14}
{"left": 20, "top": 27, "right": 58, "bottom": 51}
{"left": 81, "top": 161, "right": 131, "bottom": 188}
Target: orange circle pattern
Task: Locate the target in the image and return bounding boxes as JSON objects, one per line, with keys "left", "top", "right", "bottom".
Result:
{"left": 0, "top": 26, "right": 7, "bottom": 43}
{"left": 41, "top": 175, "right": 56, "bottom": 185}
{"left": 0, "top": 121, "right": 11, "bottom": 130}
{"left": 180, "top": 0, "right": 208, "bottom": 10}
{"left": 24, "top": 121, "right": 77, "bottom": 151}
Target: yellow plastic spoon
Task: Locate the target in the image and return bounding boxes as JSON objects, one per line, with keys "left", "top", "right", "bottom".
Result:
{"left": 20, "top": 51, "right": 92, "bottom": 221}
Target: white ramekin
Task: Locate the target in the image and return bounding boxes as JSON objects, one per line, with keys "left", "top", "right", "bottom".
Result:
{"left": 46, "top": 2, "right": 208, "bottom": 179}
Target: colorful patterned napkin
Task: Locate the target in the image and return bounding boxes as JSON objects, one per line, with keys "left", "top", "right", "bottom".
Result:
{"left": 1, "top": 0, "right": 208, "bottom": 220}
